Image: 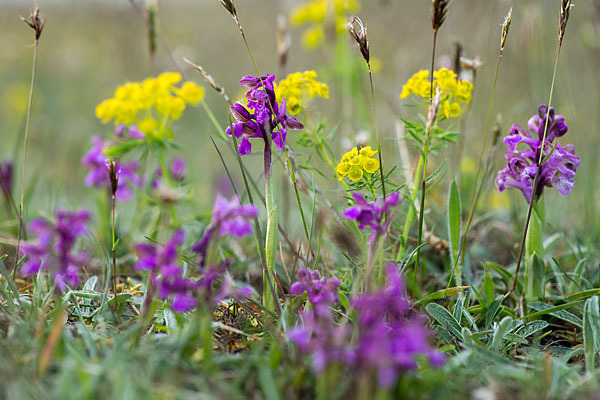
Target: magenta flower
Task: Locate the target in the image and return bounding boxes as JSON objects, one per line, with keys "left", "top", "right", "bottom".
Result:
{"left": 191, "top": 194, "right": 258, "bottom": 266}
{"left": 20, "top": 209, "right": 91, "bottom": 292}
{"left": 496, "top": 105, "right": 579, "bottom": 202}
{"left": 290, "top": 269, "right": 340, "bottom": 308}
{"left": 82, "top": 136, "right": 142, "bottom": 201}
{"left": 133, "top": 230, "right": 252, "bottom": 312}
{"left": 226, "top": 74, "right": 303, "bottom": 156}
{"left": 288, "top": 266, "right": 444, "bottom": 387}
{"left": 343, "top": 191, "right": 402, "bottom": 245}
{"left": 352, "top": 266, "right": 444, "bottom": 386}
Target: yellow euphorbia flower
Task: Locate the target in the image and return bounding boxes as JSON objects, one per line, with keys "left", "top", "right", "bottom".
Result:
{"left": 336, "top": 145, "right": 380, "bottom": 182}
{"left": 399, "top": 68, "right": 474, "bottom": 119}
{"left": 290, "top": 0, "right": 360, "bottom": 50}
{"left": 275, "top": 70, "right": 329, "bottom": 115}
{"left": 95, "top": 72, "right": 205, "bottom": 138}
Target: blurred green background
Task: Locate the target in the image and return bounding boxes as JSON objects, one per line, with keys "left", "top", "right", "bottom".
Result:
{"left": 1, "top": 0, "right": 599, "bottom": 242}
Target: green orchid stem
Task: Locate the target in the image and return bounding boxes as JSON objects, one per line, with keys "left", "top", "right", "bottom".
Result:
{"left": 263, "top": 148, "right": 279, "bottom": 313}
{"left": 397, "top": 155, "right": 423, "bottom": 262}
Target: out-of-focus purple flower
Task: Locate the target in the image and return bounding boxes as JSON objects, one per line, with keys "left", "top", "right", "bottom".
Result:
{"left": 20, "top": 209, "right": 91, "bottom": 292}
{"left": 352, "top": 266, "right": 444, "bottom": 386}
{"left": 288, "top": 265, "right": 444, "bottom": 387}
{"left": 226, "top": 74, "right": 303, "bottom": 156}
{"left": 134, "top": 230, "right": 200, "bottom": 312}
{"left": 496, "top": 104, "right": 579, "bottom": 202}
{"left": 343, "top": 191, "right": 402, "bottom": 244}
{"left": 114, "top": 124, "right": 145, "bottom": 139}
{"left": 290, "top": 269, "right": 340, "bottom": 308}
{"left": 191, "top": 194, "right": 258, "bottom": 266}
{"left": 0, "top": 160, "right": 13, "bottom": 199}
{"left": 151, "top": 157, "right": 188, "bottom": 189}
{"left": 288, "top": 309, "right": 354, "bottom": 373}
{"left": 171, "top": 157, "right": 186, "bottom": 182}
{"left": 133, "top": 230, "right": 251, "bottom": 312}
{"left": 82, "top": 136, "right": 142, "bottom": 201}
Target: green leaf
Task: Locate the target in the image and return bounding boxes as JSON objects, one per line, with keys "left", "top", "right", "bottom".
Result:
{"left": 483, "top": 264, "right": 495, "bottom": 305}
{"left": 426, "top": 303, "right": 464, "bottom": 341}
{"left": 83, "top": 276, "right": 98, "bottom": 291}
{"left": 514, "top": 320, "right": 549, "bottom": 339}
{"left": 567, "top": 288, "right": 600, "bottom": 302}
{"left": 425, "top": 159, "right": 447, "bottom": 186}
{"left": 485, "top": 261, "right": 523, "bottom": 292}
{"left": 447, "top": 180, "right": 461, "bottom": 275}
{"left": 414, "top": 286, "right": 469, "bottom": 307}
{"left": 583, "top": 296, "right": 600, "bottom": 371}
{"left": 525, "top": 301, "right": 583, "bottom": 327}
{"left": 525, "top": 253, "right": 545, "bottom": 302}
{"left": 485, "top": 296, "right": 503, "bottom": 329}
{"left": 489, "top": 316, "right": 513, "bottom": 351}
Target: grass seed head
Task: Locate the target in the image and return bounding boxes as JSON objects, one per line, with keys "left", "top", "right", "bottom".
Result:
{"left": 501, "top": 7, "right": 512, "bottom": 51}
{"left": 559, "top": 0, "right": 573, "bottom": 45}
{"left": 21, "top": 7, "right": 45, "bottom": 40}
{"left": 432, "top": 0, "right": 450, "bottom": 32}
{"left": 220, "top": 0, "right": 237, "bottom": 17}
{"left": 106, "top": 160, "right": 120, "bottom": 198}
{"left": 348, "top": 16, "right": 369, "bottom": 64}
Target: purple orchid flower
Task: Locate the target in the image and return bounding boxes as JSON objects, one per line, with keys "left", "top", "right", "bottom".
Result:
{"left": 343, "top": 191, "right": 402, "bottom": 244}
{"left": 496, "top": 105, "right": 579, "bottom": 202}
{"left": 225, "top": 74, "right": 303, "bottom": 157}
{"left": 20, "top": 209, "right": 91, "bottom": 292}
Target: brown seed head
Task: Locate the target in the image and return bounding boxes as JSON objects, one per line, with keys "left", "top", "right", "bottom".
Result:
{"left": 277, "top": 15, "right": 291, "bottom": 70}
{"left": 559, "top": 0, "right": 573, "bottom": 45}
{"left": 432, "top": 0, "right": 450, "bottom": 32}
{"left": 452, "top": 41, "right": 463, "bottom": 76}
{"left": 146, "top": 1, "right": 158, "bottom": 61}
{"left": 348, "top": 16, "right": 369, "bottom": 64}
{"left": 220, "top": 0, "right": 237, "bottom": 17}
{"left": 500, "top": 7, "right": 512, "bottom": 51}
{"left": 21, "top": 7, "right": 45, "bottom": 40}
{"left": 106, "top": 160, "right": 120, "bottom": 197}
{"left": 183, "top": 57, "right": 232, "bottom": 105}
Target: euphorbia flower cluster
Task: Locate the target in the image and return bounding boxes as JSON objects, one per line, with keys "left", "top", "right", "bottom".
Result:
{"left": 288, "top": 266, "right": 444, "bottom": 387}
{"left": 20, "top": 209, "right": 91, "bottom": 292}
{"left": 496, "top": 104, "right": 579, "bottom": 202}
{"left": 226, "top": 74, "right": 303, "bottom": 156}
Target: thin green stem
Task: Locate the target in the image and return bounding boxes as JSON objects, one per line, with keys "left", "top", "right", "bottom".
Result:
{"left": 508, "top": 45, "right": 562, "bottom": 296}
{"left": 446, "top": 52, "right": 503, "bottom": 292}
{"left": 367, "top": 65, "right": 386, "bottom": 198}
{"left": 111, "top": 193, "right": 118, "bottom": 312}
{"left": 14, "top": 38, "right": 38, "bottom": 278}
{"left": 414, "top": 29, "right": 438, "bottom": 283}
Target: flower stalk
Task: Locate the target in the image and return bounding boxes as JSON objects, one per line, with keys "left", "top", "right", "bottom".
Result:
{"left": 15, "top": 8, "right": 44, "bottom": 277}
